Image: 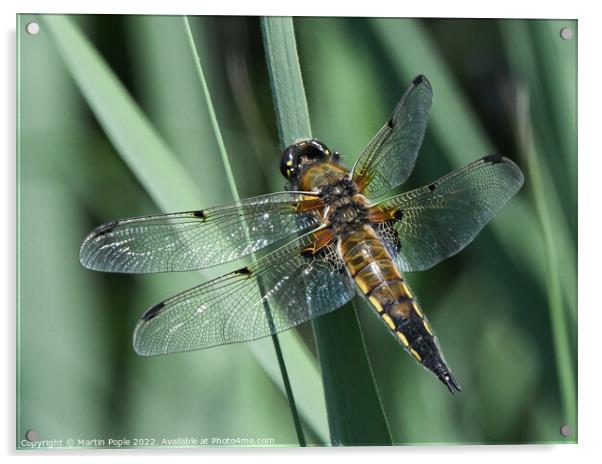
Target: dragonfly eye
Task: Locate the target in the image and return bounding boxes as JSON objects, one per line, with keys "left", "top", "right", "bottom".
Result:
{"left": 299, "top": 139, "right": 331, "bottom": 162}
{"left": 280, "top": 139, "right": 333, "bottom": 181}
{"left": 279, "top": 145, "right": 301, "bottom": 180}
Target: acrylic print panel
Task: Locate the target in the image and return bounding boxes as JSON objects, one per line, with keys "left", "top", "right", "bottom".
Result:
{"left": 16, "top": 14, "right": 577, "bottom": 448}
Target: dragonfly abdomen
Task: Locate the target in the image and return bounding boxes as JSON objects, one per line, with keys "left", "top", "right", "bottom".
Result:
{"left": 339, "top": 225, "right": 461, "bottom": 393}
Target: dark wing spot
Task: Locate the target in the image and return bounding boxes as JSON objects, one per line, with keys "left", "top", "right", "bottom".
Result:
{"left": 301, "top": 249, "right": 314, "bottom": 258}
{"left": 412, "top": 74, "right": 426, "bottom": 86}
{"left": 482, "top": 154, "right": 504, "bottom": 164}
{"left": 193, "top": 210, "right": 206, "bottom": 219}
{"left": 387, "top": 118, "right": 394, "bottom": 129}
{"left": 394, "top": 209, "right": 404, "bottom": 221}
{"left": 235, "top": 266, "right": 253, "bottom": 276}
{"left": 93, "top": 220, "right": 118, "bottom": 236}
{"left": 428, "top": 184, "right": 437, "bottom": 192}
{"left": 142, "top": 302, "right": 165, "bottom": 322}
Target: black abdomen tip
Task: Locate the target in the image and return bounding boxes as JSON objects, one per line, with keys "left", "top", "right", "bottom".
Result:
{"left": 439, "top": 372, "right": 462, "bottom": 394}
{"left": 142, "top": 302, "right": 165, "bottom": 322}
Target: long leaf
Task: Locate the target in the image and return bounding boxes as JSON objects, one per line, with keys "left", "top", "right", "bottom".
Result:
{"left": 182, "top": 16, "right": 306, "bottom": 446}
{"left": 371, "top": 18, "right": 576, "bottom": 441}
{"left": 42, "top": 14, "right": 329, "bottom": 443}
{"left": 500, "top": 19, "right": 577, "bottom": 438}
{"left": 499, "top": 20, "right": 577, "bottom": 325}
{"left": 261, "top": 16, "right": 393, "bottom": 446}
{"left": 514, "top": 90, "right": 577, "bottom": 440}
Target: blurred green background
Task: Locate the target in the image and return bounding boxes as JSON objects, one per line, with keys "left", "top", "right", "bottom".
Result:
{"left": 17, "top": 15, "right": 577, "bottom": 447}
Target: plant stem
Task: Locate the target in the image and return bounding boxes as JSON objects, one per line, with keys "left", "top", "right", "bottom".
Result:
{"left": 261, "top": 16, "right": 393, "bottom": 446}
{"left": 183, "top": 17, "right": 237, "bottom": 200}
{"left": 183, "top": 16, "right": 307, "bottom": 447}
{"left": 515, "top": 90, "right": 577, "bottom": 435}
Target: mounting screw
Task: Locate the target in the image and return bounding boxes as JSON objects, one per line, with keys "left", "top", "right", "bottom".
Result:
{"left": 560, "top": 424, "right": 571, "bottom": 437}
{"left": 560, "top": 27, "right": 573, "bottom": 40}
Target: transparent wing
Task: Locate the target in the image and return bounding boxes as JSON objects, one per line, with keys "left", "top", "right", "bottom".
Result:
{"left": 79, "top": 191, "right": 324, "bottom": 273}
{"left": 372, "top": 155, "right": 524, "bottom": 272}
{"left": 351, "top": 75, "right": 433, "bottom": 199}
{"left": 133, "top": 228, "right": 355, "bottom": 355}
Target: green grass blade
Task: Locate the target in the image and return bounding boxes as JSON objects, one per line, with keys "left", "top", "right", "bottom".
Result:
{"left": 531, "top": 21, "right": 577, "bottom": 222}
{"left": 126, "top": 16, "right": 224, "bottom": 188}
{"left": 499, "top": 20, "right": 577, "bottom": 326}
{"left": 261, "top": 17, "right": 312, "bottom": 142}
{"left": 182, "top": 16, "right": 306, "bottom": 447}
{"left": 514, "top": 92, "right": 577, "bottom": 437}
{"left": 42, "top": 14, "right": 329, "bottom": 444}
{"left": 261, "top": 16, "right": 393, "bottom": 446}
{"left": 42, "top": 16, "right": 202, "bottom": 213}
{"left": 18, "top": 15, "right": 119, "bottom": 441}
{"left": 182, "top": 17, "right": 238, "bottom": 199}
{"left": 500, "top": 19, "right": 577, "bottom": 435}
{"left": 370, "top": 17, "right": 576, "bottom": 440}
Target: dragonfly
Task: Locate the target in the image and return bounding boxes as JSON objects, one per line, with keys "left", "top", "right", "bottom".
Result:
{"left": 80, "top": 75, "right": 524, "bottom": 394}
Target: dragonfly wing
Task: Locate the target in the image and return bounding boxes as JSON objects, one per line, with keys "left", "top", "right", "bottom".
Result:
{"left": 133, "top": 228, "right": 355, "bottom": 355}
{"left": 351, "top": 75, "right": 433, "bottom": 199}
{"left": 79, "top": 191, "right": 324, "bottom": 273}
{"left": 372, "top": 155, "right": 524, "bottom": 272}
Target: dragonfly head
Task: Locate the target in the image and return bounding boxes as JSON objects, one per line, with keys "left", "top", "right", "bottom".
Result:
{"left": 280, "top": 138, "right": 339, "bottom": 182}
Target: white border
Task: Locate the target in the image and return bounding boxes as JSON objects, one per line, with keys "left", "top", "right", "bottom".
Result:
{"left": 3, "top": 0, "right": 599, "bottom": 463}
{"left": 0, "top": 0, "right": 585, "bottom": 18}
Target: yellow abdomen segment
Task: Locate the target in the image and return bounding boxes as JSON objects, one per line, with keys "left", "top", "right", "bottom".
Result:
{"left": 338, "top": 225, "right": 435, "bottom": 364}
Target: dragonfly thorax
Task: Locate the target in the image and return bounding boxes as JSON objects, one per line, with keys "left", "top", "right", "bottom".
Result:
{"left": 319, "top": 177, "right": 357, "bottom": 203}
{"left": 327, "top": 198, "right": 369, "bottom": 234}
